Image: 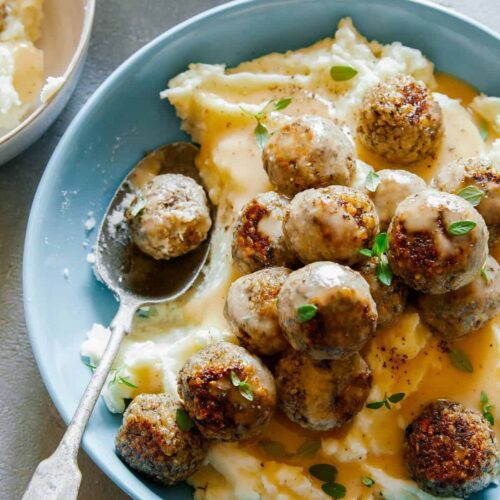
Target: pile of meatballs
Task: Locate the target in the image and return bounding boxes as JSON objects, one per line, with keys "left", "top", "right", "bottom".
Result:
{"left": 116, "top": 75, "right": 500, "bottom": 498}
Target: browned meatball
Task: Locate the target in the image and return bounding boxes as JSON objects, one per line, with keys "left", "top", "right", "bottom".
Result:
{"left": 405, "top": 400, "right": 499, "bottom": 498}
{"left": 355, "top": 258, "right": 408, "bottom": 329}
{"left": 232, "top": 191, "right": 299, "bottom": 273}
{"left": 224, "top": 267, "right": 291, "bottom": 356}
{"left": 262, "top": 115, "right": 355, "bottom": 196}
{"left": 277, "top": 262, "right": 377, "bottom": 360}
{"left": 115, "top": 393, "right": 206, "bottom": 485}
{"left": 432, "top": 157, "right": 500, "bottom": 244}
{"left": 275, "top": 350, "right": 372, "bottom": 430}
{"left": 357, "top": 75, "right": 443, "bottom": 164}
{"left": 417, "top": 255, "right": 500, "bottom": 339}
{"left": 284, "top": 185, "right": 379, "bottom": 265}
{"left": 366, "top": 169, "right": 427, "bottom": 231}
{"left": 127, "top": 174, "right": 211, "bottom": 260}
{"left": 387, "top": 190, "right": 488, "bottom": 294}
{"left": 177, "top": 342, "right": 276, "bottom": 441}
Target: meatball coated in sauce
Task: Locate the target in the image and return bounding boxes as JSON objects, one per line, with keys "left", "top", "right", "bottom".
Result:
{"left": 405, "top": 400, "right": 499, "bottom": 498}
{"left": 387, "top": 190, "right": 488, "bottom": 294}
{"left": 367, "top": 169, "right": 427, "bottom": 231}
{"left": 357, "top": 75, "right": 443, "bottom": 164}
{"left": 277, "top": 262, "right": 377, "bottom": 360}
{"left": 115, "top": 394, "right": 206, "bottom": 485}
{"left": 177, "top": 342, "right": 276, "bottom": 441}
{"left": 262, "top": 115, "right": 355, "bottom": 197}
{"left": 284, "top": 185, "right": 379, "bottom": 265}
{"left": 224, "top": 267, "right": 291, "bottom": 356}
{"left": 232, "top": 191, "right": 299, "bottom": 273}
{"left": 275, "top": 350, "right": 372, "bottom": 431}
{"left": 417, "top": 255, "right": 500, "bottom": 340}
{"left": 127, "top": 174, "right": 211, "bottom": 260}
{"left": 433, "top": 157, "right": 500, "bottom": 244}
{"left": 355, "top": 258, "right": 408, "bottom": 329}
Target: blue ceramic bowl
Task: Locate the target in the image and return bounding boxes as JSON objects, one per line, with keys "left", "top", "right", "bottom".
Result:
{"left": 24, "top": 0, "right": 500, "bottom": 498}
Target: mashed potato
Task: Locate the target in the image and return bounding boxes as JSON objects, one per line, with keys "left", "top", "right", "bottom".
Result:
{"left": 0, "top": 0, "right": 45, "bottom": 130}
{"left": 82, "top": 18, "right": 500, "bottom": 499}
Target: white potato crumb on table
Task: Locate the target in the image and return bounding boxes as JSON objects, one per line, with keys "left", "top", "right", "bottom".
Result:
{"left": 0, "top": 2, "right": 498, "bottom": 500}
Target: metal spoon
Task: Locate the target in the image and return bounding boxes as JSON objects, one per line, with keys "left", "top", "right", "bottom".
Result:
{"left": 23, "top": 142, "right": 212, "bottom": 500}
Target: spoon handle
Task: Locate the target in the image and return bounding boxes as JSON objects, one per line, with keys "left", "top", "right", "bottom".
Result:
{"left": 23, "top": 301, "right": 135, "bottom": 500}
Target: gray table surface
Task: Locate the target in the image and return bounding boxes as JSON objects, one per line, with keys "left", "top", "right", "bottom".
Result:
{"left": 1, "top": 0, "right": 498, "bottom": 498}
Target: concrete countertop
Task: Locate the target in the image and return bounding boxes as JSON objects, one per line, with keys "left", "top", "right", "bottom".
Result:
{"left": 1, "top": 1, "right": 498, "bottom": 498}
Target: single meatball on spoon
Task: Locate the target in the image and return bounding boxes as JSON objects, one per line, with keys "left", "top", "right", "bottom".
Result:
{"left": 24, "top": 143, "right": 213, "bottom": 498}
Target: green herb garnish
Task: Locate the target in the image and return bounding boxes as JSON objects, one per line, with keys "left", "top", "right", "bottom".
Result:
{"left": 448, "top": 220, "right": 477, "bottom": 236}
{"left": 297, "top": 440, "right": 321, "bottom": 457}
{"left": 376, "top": 255, "right": 393, "bottom": 286}
{"left": 241, "top": 97, "right": 292, "bottom": 149}
{"left": 297, "top": 304, "right": 318, "bottom": 323}
{"left": 366, "top": 392, "right": 405, "bottom": 410}
{"left": 480, "top": 391, "right": 495, "bottom": 426}
{"left": 322, "top": 482, "right": 346, "bottom": 498}
{"left": 448, "top": 347, "right": 473, "bottom": 373}
{"left": 273, "top": 97, "right": 292, "bottom": 111}
{"left": 358, "top": 248, "right": 374, "bottom": 258}
{"left": 361, "top": 476, "right": 375, "bottom": 487}
{"left": 254, "top": 121, "right": 269, "bottom": 149}
{"left": 136, "top": 306, "right": 157, "bottom": 318}
{"left": 230, "top": 371, "right": 254, "bottom": 401}
{"left": 365, "top": 171, "right": 381, "bottom": 192}
{"left": 372, "top": 232, "right": 388, "bottom": 257}
{"left": 259, "top": 440, "right": 290, "bottom": 457}
{"left": 309, "top": 464, "right": 338, "bottom": 483}
{"left": 130, "top": 195, "right": 147, "bottom": 217}
{"left": 478, "top": 121, "right": 489, "bottom": 141}
{"left": 359, "top": 232, "right": 393, "bottom": 286}
{"left": 118, "top": 376, "right": 138, "bottom": 389}
{"left": 84, "top": 360, "right": 97, "bottom": 370}
{"left": 176, "top": 408, "right": 195, "bottom": 431}
{"left": 481, "top": 267, "right": 490, "bottom": 284}
{"left": 330, "top": 65, "right": 358, "bottom": 82}
{"left": 457, "top": 186, "right": 484, "bottom": 207}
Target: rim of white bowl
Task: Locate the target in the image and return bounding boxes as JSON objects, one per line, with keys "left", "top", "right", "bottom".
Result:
{"left": 0, "top": 0, "right": 96, "bottom": 146}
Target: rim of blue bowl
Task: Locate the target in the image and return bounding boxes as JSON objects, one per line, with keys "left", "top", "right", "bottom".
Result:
{"left": 23, "top": 0, "right": 500, "bottom": 498}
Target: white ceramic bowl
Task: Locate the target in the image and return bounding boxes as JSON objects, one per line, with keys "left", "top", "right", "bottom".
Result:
{"left": 0, "top": 0, "right": 95, "bottom": 165}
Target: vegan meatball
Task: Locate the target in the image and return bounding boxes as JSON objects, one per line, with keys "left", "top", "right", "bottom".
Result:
{"left": 432, "top": 157, "right": 500, "bottom": 244}
{"left": 284, "top": 185, "right": 379, "bottom": 265}
{"left": 355, "top": 258, "right": 408, "bottom": 329}
{"left": 277, "top": 262, "right": 378, "bottom": 360}
{"left": 262, "top": 115, "right": 355, "bottom": 197}
{"left": 405, "top": 399, "right": 499, "bottom": 498}
{"left": 115, "top": 393, "right": 206, "bottom": 485}
{"left": 224, "top": 267, "right": 291, "bottom": 356}
{"left": 275, "top": 350, "right": 372, "bottom": 430}
{"left": 127, "top": 174, "right": 211, "bottom": 260}
{"left": 357, "top": 75, "right": 443, "bottom": 164}
{"left": 177, "top": 342, "right": 276, "bottom": 441}
{"left": 417, "top": 255, "right": 500, "bottom": 339}
{"left": 232, "top": 191, "right": 299, "bottom": 273}
{"left": 387, "top": 190, "right": 488, "bottom": 294}
{"left": 367, "top": 169, "right": 427, "bottom": 231}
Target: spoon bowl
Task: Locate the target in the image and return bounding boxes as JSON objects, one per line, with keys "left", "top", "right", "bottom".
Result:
{"left": 95, "top": 142, "right": 212, "bottom": 301}
{"left": 23, "top": 142, "right": 212, "bottom": 500}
